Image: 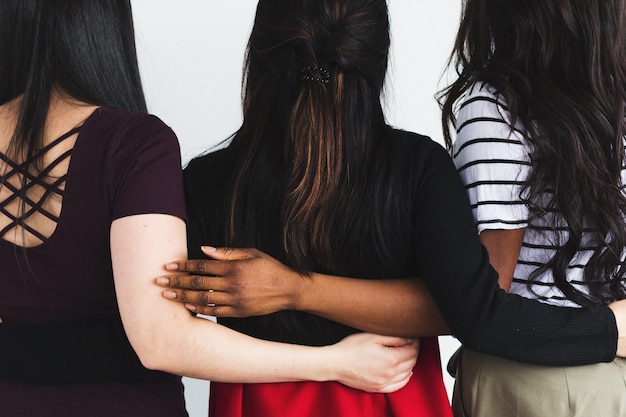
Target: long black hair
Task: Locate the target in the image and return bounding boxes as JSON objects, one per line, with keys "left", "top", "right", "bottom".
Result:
{"left": 225, "top": 0, "right": 393, "bottom": 275}
{"left": 0, "top": 0, "right": 146, "bottom": 166}
{"left": 440, "top": 0, "right": 626, "bottom": 306}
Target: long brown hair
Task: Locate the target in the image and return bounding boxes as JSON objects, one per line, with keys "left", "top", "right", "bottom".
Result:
{"left": 226, "top": 0, "right": 390, "bottom": 273}
{"left": 440, "top": 0, "right": 626, "bottom": 305}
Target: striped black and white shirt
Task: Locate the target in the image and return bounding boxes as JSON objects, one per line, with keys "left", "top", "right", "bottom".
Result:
{"left": 452, "top": 82, "right": 612, "bottom": 307}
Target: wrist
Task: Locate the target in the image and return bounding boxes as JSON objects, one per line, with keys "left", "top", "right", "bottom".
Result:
{"left": 289, "top": 343, "right": 337, "bottom": 383}
{"left": 288, "top": 271, "right": 311, "bottom": 311}
{"left": 313, "top": 344, "right": 342, "bottom": 383}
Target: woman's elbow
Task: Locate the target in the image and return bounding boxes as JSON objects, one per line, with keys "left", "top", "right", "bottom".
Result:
{"left": 124, "top": 320, "right": 183, "bottom": 372}
{"left": 135, "top": 347, "right": 169, "bottom": 372}
{"left": 132, "top": 339, "right": 172, "bottom": 371}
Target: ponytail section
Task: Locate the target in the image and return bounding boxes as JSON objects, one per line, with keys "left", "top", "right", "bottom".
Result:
{"left": 283, "top": 64, "right": 342, "bottom": 265}
{"left": 227, "top": 0, "right": 390, "bottom": 272}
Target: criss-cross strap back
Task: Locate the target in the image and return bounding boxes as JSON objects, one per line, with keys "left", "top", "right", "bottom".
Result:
{"left": 0, "top": 126, "right": 81, "bottom": 247}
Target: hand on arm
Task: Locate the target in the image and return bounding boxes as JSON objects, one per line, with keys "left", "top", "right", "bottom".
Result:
{"left": 320, "top": 333, "right": 419, "bottom": 393}
{"left": 158, "top": 246, "right": 449, "bottom": 337}
{"left": 111, "top": 214, "right": 418, "bottom": 391}
{"left": 159, "top": 247, "right": 301, "bottom": 318}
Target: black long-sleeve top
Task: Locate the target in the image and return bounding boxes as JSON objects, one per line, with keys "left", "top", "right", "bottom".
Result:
{"left": 183, "top": 128, "right": 616, "bottom": 365}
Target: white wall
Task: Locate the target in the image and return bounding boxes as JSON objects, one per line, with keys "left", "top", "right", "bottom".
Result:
{"left": 131, "top": 1, "right": 462, "bottom": 416}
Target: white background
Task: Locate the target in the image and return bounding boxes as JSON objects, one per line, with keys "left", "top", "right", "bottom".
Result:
{"left": 131, "top": 1, "right": 462, "bottom": 415}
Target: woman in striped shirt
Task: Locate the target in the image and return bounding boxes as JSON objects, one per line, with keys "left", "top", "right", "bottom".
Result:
{"left": 440, "top": 0, "right": 626, "bottom": 416}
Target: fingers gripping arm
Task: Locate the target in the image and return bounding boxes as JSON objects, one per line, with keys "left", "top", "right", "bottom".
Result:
{"left": 159, "top": 247, "right": 450, "bottom": 337}
{"left": 110, "top": 214, "right": 418, "bottom": 391}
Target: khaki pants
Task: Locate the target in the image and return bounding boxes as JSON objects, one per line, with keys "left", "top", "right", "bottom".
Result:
{"left": 451, "top": 348, "right": 626, "bottom": 417}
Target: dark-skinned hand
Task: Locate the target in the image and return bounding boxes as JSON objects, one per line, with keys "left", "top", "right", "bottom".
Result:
{"left": 157, "top": 246, "right": 304, "bottom": 317}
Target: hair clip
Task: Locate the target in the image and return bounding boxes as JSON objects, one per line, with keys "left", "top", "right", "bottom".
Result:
{"left": 301, "top": 65, "right": 330, "bottom": 84}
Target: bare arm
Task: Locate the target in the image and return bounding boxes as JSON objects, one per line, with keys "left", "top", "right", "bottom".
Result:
{"left": 478, "top": 229, "right": 525, "bottom": 291}
{"left": 159, "top": 247, "right": 450, "bottom": 337}
{"left": 111, "top": 214, "right": 417, "bottom": 392}
{"left": 298, "top": 273, "right": 449, "bottom": 337}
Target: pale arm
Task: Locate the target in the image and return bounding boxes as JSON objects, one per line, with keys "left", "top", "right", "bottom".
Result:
{"left": 159, "top": 247, "right": 450, "bottom": 337}
{"left": 111, "top": 214, "right": 417, "bottom": 391}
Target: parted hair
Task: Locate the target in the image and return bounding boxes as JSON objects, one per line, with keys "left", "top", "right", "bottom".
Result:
{"left": 440, "top": 0, "right": 626, "bottom": 305}
{"left": 225, "top": 0, "right": 392, "bottom": 274}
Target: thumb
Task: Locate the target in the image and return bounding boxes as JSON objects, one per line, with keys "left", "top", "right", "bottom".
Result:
{"left": 376, "top": 336, "right": 417, "bottom": 348}
{"left": 201, "top": 246, "right": 257, "bottom": 261}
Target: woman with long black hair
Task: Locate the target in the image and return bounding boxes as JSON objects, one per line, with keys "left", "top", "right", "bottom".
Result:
{"left": 439, "top": 0, "right": 626, "bottom": 415}
{"left": 0, "top": 1, "right": 422, "bottom": 415}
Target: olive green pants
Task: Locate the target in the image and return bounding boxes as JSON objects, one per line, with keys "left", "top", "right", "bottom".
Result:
{"left": 451, "top": 348, "right": 626, "bottom": 417}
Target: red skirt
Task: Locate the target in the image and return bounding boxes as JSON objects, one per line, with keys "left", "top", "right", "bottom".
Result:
{"left": 209, "top": 337, "right": 452, "bottom": 417}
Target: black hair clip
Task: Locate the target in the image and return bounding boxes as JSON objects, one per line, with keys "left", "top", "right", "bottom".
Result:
{"left": 301, "top": 65, "right": 330, "bottom": 84}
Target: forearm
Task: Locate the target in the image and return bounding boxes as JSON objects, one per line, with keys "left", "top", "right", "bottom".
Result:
{"left": 296, "top": 274, "right": 450, "bottom": 337}
{"left": 135, "top": 313, "right": 337, "bottom": 383}
{"left": 162, "top": 248, "right": 449, "bottom": 337}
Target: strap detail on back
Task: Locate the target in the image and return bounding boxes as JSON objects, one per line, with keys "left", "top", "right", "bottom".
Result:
{"left": 0, "top": 126, "right": 80, "bottom": 246}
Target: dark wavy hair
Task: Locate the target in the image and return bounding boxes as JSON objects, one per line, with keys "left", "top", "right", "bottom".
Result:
{"left": 226, "top": 0, "right": 391, "bottom": 274}
{"left": 440, "top": 0, "right": 626, "bottom": 306}
{"left": 0, "top": 0, "right": 146, "bottom": 166}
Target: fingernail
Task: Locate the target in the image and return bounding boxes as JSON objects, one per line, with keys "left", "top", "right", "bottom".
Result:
{"left": 185, "top": 304, "right": 197, "bottom": 312}
{"left": 156, "top": 277, "right": 170, "bottom": 285}
{"left": 163, "top": 290, "right": 177, "bottom": 299}
{"left": 165, "top": 263, "right": 179, "bottom": 271}
{"left": 201, "top": 246, "right": 217, "bottom": 253}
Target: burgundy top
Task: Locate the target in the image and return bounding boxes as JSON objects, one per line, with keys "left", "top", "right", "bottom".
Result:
{"left": 0, "top": 107, "right": 189, "bottom": 417}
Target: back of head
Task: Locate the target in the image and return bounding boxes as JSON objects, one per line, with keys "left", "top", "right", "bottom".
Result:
{"left": 441, "top": 0, "right": 626, "bottom": 145}
{"left": 43, "top": 0, "right": 146, "bottom": 112}
{"left": 483, "top": 0, "right": 624, "bottom": 88}
{"left": 228, "top": 0, "right": 392, "bottom": 272}
{"left": 441, "top": 0, "right": 626, "bottom": 305}
{"left": 0, "top": 0, "right": 146, "bottom": 166}
{"left": 243, "top": 0, "right": 390, "bottom": 119}
{"left": 0, "top": 0, "right": 146, "bottom": 110}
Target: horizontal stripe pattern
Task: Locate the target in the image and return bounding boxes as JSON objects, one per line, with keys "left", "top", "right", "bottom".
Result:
{"left": 452, "top": 82, "right": 626, "bottom": 307}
